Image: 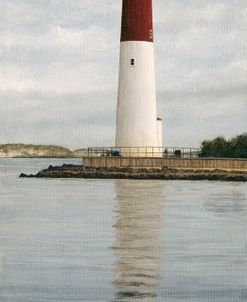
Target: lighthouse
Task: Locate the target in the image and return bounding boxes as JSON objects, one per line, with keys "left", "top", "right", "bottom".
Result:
{"left": 115, "top": 0, "right": 162, "bottom": 157}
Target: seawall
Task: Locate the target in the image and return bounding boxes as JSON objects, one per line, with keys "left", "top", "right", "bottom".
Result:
{"left": 83, "top": 157, "right": 247, "bottom": 172}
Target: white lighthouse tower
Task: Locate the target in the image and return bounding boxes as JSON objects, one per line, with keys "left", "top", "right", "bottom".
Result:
{"left": 115, "top": 0, "right": 162, "bottom": 157}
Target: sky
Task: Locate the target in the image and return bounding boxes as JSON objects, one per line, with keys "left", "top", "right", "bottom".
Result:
{"left": 0, "top": 0, "right": 246, "bottom": 149}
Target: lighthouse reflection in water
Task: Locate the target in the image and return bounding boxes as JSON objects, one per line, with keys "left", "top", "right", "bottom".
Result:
{"left": 112, "top": 180, "right": 164, "bottom": 301}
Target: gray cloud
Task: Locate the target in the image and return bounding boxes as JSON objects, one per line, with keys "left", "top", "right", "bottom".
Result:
{"left": 0, "top": 0, "right": 246, "bottom": 148}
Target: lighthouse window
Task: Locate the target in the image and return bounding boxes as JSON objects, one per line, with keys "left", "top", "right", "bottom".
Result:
{"left": 130, "top": 59, "right": 135, "bottom": 66}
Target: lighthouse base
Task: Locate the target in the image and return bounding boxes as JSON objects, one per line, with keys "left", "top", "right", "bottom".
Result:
{"left": 115, "top": 147, "right": 163, "bottom": 158}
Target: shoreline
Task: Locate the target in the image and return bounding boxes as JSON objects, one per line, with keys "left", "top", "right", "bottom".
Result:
{"left": 19, "top": 164, "right": 247, "bottom": 182}
{"left": 0, "top": 156, "right": 80, "bottom": 159}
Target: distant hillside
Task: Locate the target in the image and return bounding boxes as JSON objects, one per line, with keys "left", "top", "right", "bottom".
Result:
{"left": 0, "top": 144, "right": 75, "bottom": 158}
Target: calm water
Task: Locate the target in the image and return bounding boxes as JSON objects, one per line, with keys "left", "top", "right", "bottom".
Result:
{"left": 0, "top": 159, "right": 246, "bottom": 302}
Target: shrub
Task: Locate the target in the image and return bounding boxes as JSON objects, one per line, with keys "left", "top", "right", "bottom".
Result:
{"left": 200, "top": 133, "right": 247, "bottom": 158}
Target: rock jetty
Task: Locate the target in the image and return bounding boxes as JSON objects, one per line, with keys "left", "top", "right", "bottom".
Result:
{"left": 19, "top": 164, "right": 247, "bottom": 182}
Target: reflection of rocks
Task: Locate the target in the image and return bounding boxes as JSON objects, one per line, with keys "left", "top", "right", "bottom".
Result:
{"left": 204, "top": 191, "right": 246, "bottom": 214}
{"left": 112, "top": 181, "right": 164, "bottom": 301}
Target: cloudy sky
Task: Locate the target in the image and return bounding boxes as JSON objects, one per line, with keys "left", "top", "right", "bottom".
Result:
{"left": 0, "top": 0, "right": 246, "bottom": 149}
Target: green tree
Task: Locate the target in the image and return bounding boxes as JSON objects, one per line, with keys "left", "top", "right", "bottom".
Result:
{"left": 200, "top": 133, "right": 247, "bottom": 158}
{"left": 229, "top": 133, "right": 247, "bottom": 158}
{"left": 201, "top": 136, "right": 230, "bottom": 157}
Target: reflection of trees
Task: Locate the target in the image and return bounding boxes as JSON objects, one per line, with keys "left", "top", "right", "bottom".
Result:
{"left": 112, "top": 180, "right": 164, "bottom": 301}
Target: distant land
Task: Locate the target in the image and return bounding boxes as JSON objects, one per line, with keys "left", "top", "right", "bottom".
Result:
{"left": 0, "top": 144, "right": 87, "bottom": 158}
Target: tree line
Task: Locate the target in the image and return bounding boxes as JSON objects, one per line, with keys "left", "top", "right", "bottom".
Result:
{"left": 200, "top": 133, "right": 247, "bottom": 158}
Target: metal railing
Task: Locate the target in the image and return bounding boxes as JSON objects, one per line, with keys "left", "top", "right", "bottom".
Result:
{"left": 83, "top": 146, "right": 201, "bottom": 158}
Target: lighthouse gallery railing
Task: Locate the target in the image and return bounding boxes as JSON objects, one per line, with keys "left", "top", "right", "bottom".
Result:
{"left": 83, "top": 147, "right": 201, "bottom": 158}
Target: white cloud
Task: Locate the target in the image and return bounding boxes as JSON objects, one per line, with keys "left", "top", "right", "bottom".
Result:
{"left": 0, "top": 0, "right": 246, "bottom": 147}
{"left": 0, "top": 22, "right": 118, "bottom": 94}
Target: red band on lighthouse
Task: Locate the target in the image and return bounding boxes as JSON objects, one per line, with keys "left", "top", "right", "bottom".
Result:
{"left": 121, "top": 0, "right": 153, "bottom": 42}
